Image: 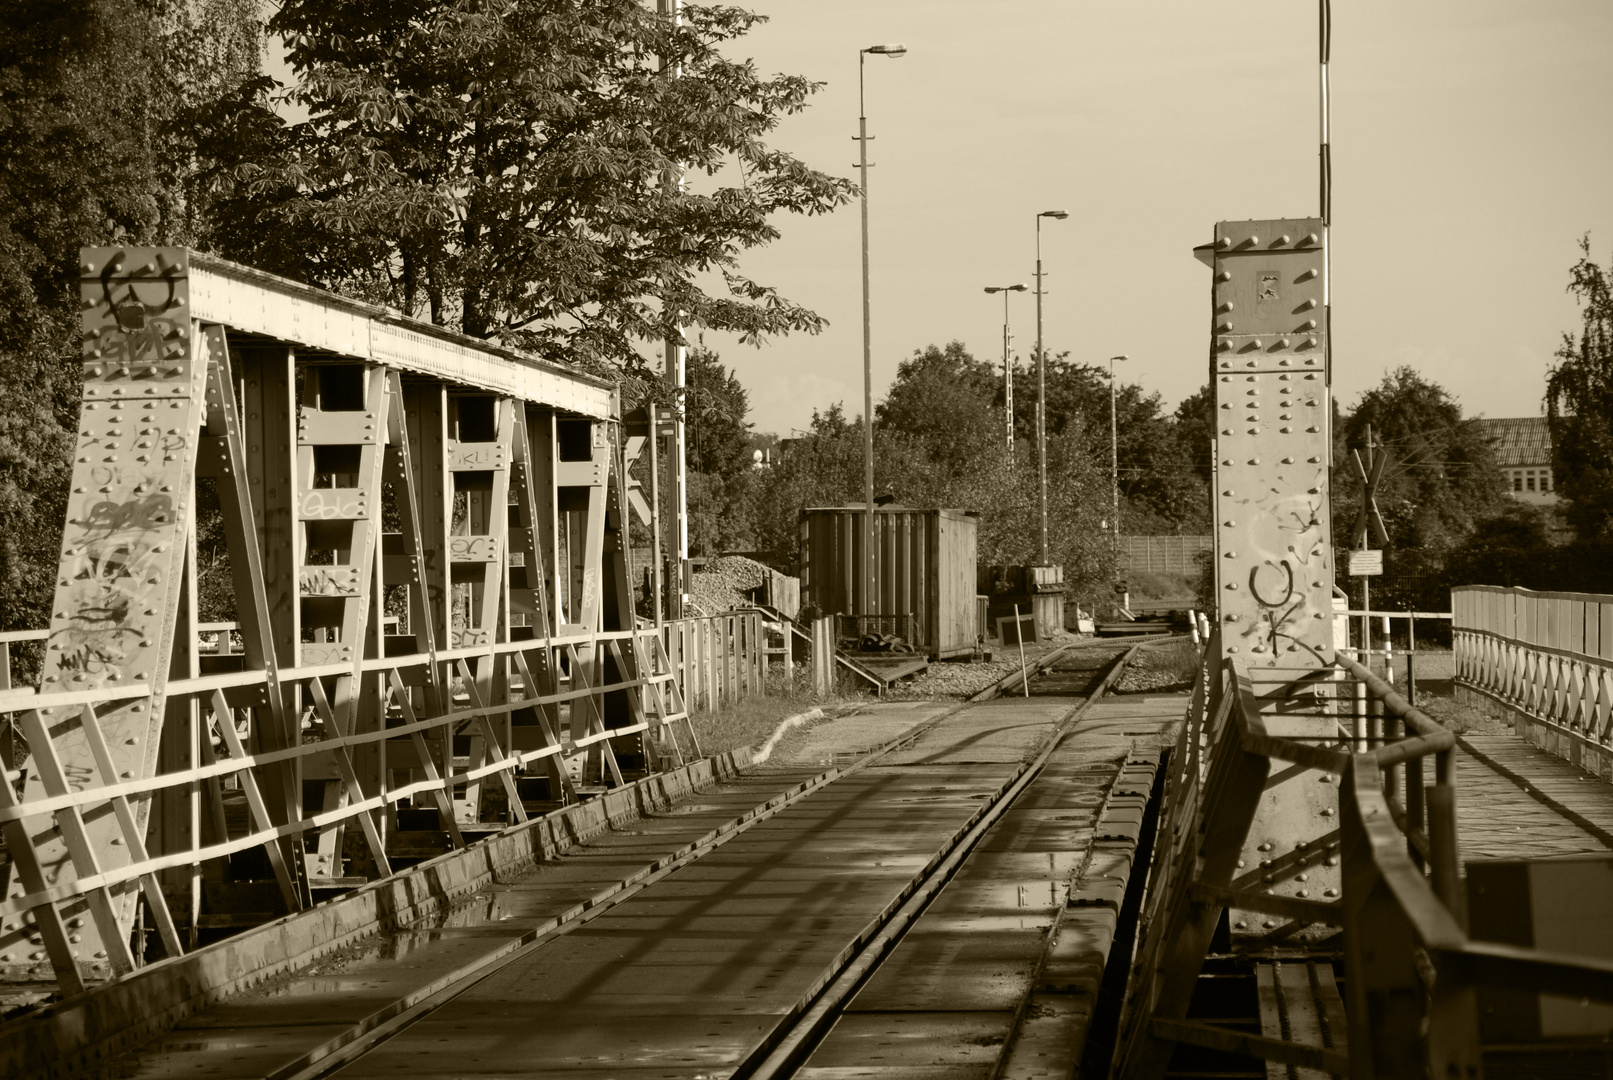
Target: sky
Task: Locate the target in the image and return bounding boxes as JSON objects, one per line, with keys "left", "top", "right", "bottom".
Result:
{"left": 682, "top": 0, "right": 1613, "bottom": 436}
{"left": 262, "top": 2, "right": 1613, "bottom": 437}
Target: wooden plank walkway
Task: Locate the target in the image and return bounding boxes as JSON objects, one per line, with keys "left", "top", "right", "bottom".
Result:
{"left": 1457, "top": 734, "right": 1613, "bottom": 862}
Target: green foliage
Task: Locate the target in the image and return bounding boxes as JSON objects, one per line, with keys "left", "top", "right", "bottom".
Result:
{"left": 1330, "top": 366, "right": 1509, "bottom": 612}
{"left": 188, "top": 0, "right": 855, "bottom": 376}
{"left": 1034, "top": 357, "right": 1209, "bottom": 533}
{"left": 876, "top": 342, "right": 1002, "bottom": 479}
{"left": 731, "top": 343, "right": 1117, "bottom": 602}
{"left": 1546, "top": 237, "right": 1613, "bottom": 540}
{"left": 0, "top": 0, "right": 256, "bottom": 638}
{"left": 1333, "top": 366, "right": 1508, "bottom": 560}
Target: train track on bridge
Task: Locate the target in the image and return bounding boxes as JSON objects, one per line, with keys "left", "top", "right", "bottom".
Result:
{"left": 78, "top": 639, "right": 1187, "bottom": 1079}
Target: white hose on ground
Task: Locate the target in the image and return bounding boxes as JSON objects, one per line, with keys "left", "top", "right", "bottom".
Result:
{"left": 752, "top": 707, "right": 825, "bottom": 763}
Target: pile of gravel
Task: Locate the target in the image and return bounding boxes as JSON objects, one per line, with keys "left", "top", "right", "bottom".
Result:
{"left": 688, "top": 555, "right": 774, "bottom": 616}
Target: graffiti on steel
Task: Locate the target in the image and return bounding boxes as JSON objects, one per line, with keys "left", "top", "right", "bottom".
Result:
{"left": 300, "top": 488, "right": 369, "bottom": 519}
{"left": 4, "top": 248, "right": 208, "bottom": 979}
{"left": 449, "top": 536, "right": 500, "bottom": 563}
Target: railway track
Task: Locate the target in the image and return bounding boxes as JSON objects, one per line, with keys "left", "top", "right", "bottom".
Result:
{"left": 101, "top": 639, "right": 1162, "bottom": 1080}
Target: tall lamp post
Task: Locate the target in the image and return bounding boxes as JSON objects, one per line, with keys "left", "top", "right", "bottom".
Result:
{"left": 1108, "top": 353, "right": 1129, "bottom": 579}
{"left": 984, "top": 284, "right": 1029, "bottom": 459}
{"left": 1033, "top": 210, "right": 1068, "bottom": 565}
{"left": 857, "top": 42, "right": 907, "bottom": 618}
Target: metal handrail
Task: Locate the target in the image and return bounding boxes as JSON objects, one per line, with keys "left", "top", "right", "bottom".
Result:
{"left": 1118, "top": 646, "right": 1613, "bottom": 1079}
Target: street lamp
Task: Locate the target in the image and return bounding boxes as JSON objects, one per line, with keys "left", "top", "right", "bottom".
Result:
{"left": 984, "top": 284, "right": 1029, "bottom": 459}
{"left": 1033, "top": 210, "right": 1068, "bottom": 565}
{"left": 857, "top": 42, "right": 906, "bottom": 619}
{"left": 1108, "top": 354, "right": 1129, "bottom": 576}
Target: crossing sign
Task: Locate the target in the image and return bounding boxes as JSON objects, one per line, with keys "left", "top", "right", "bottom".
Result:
{"left": 1350, "top": 427, "right": 1390, "bottom": 550}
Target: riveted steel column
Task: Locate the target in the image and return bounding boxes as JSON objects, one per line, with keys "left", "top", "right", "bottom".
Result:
{"left": 9, "top": 248, "right": 210, "bottom": 979}
{"left": 1208, "top": 219, "right": 1338, "bottom": 943}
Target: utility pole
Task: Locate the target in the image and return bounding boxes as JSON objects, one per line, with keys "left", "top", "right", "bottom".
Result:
{"left": 659, "top": 0, "right": 687, "bottom": 617}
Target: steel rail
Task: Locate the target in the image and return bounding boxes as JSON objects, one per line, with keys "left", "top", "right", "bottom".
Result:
{"left": 254, "top": 644, "right": 1133, "bottom": 1080}
{"left": 741, "top": 642, "right": 1142, "bottom": 1080}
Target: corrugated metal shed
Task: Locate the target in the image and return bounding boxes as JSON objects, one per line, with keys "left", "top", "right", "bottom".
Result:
{"left": 799, "top": 507, "right": 978, "bottom": 659}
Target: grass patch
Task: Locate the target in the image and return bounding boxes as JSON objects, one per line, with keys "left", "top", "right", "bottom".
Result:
{"left": 1127, "top": 571, "right": 1199, "bottom": 601}
{"left": 686, "top": 668, "right": 867, "bottom": 757}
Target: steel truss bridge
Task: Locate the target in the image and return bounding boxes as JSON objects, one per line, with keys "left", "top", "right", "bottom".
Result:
{"left": 3, "top": 235, "right": 1613, "bottom": 1078}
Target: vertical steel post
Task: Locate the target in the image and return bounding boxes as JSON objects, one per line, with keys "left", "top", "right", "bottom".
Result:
{"left": 1035, "top": 235, "right": 1048, "bottom": 564}
{"left": 648, "top": 402, "right": 664, "bottom": 626}
{"left": 658, "top": 0, "right": 687, "bottom": 620}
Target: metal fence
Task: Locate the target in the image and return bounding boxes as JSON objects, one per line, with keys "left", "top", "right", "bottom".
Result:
{"left": 0, "top": 613, "right": 763, "bottom": 994}
{"left": 1120, "top": 535, "right": 1213, "bottom": 576}
{"left": 1452, "top": 584, "right": 1613, "bottom": 777}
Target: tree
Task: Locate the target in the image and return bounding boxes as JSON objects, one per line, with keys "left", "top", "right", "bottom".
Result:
{"left": 1037, "top": 359, "right": 1208, "bottom": 533}
{"left": 685, "top": 345, "right": 752, "bottom": 481}
{"left": 189, "top": 0, "right": 855, "bottom": 377}
{"left": 1332, "top": 367, "right": 1507, "bottom": 611}
{"left": 680, "top": 344, "right": 756, "bottom": 554}
{"left": 876, "top": 342, "right": 1002, "bottom": 479}
{"left": 1334, "top": 367, "right": 1507, "bottom": 551}
{"left": 1546, "top": 237, "right": 1613, "bottom": 540}
{"left": 0, "top": 0, "right": 257, "bottom": 646}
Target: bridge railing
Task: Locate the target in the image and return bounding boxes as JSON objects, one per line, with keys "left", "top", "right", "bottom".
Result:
{"left": 1452, "top": 585, "right": 1613, "bottom": 765}
{"left": 0, "top": 613, "right": 765, "bottom": 993}
{"left": 1117, "top": 640, "right": 1613, "bottom": 1078}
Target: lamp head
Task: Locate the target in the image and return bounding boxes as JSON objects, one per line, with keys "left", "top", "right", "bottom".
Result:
{"left": 1111, "top": 354, "right": 1129, "bottom": 362}
{"left": 1009, "top": 284, "right": 1029, "bottom": 292}
{"left": 1039, "top": 210, "right": 1070, "bottom": 220}
{"left": 864, "top": 44, "right": 908, "bottom": 56}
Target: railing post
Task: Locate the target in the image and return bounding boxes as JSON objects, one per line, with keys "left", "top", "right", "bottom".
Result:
{"left": 1428, "top": 749, "right": 1465, "bottom": 928}
{"left": 1339, "top": 758, "right": 1431, "bottom": 1080}
{"left": 812, "top": 616, "right": 834, "bottom": 697}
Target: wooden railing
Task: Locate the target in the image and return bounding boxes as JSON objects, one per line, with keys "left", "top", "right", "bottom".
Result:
{"left": 0, "top": 613, "right": 767, "bottom": 994}
{"left": 1115, "top": 637, "right": 1613, "bottom": 1078}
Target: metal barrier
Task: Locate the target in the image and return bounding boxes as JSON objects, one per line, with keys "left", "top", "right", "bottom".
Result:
{"left": 1452, "top": 584, "right": 1613, "bottom": 777}
{"left": 0, "top": 613, "right": 770, "bottom": 995}
{"left": 1115, "top": 635, "right": 1613, "bottom": 1078}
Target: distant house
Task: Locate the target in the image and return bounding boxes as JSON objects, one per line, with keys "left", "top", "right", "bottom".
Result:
{"left": 1473, "top": 417, "right": 1557, "bottom": 506}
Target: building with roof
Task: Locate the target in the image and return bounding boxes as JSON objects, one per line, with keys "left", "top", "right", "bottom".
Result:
{"left": 1473, "top": 416, "right": 1557, "bottom": 506}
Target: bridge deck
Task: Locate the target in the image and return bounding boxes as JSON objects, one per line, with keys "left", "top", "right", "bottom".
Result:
{"left": 97, "top": 688, "right": 1186, "bottom": 1079}
{"left": 1457, "top": 733, "right": 1613, "bottom": 860}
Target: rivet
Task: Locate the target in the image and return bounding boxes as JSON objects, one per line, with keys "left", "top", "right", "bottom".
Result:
{"left": 1281, "top": 457, "right": 1293, "bottom": 464}
{"left": 1247, "top": 458, "right": 1260, "bottom": 465}
{"left": 1216, "top": 237, "right": 1231, "bottom": 249}
{"left": 1221, "top": 428, "right": 1233, "bottom": 435}
{"left": 1225, "top": 614, "right": 1239, "bottom": 622}
{"left": 1247, "top": 235, "right": 1260, "bottom": 246}
{"left": 1215, "top": 271, "right": 1231, "bottom": 282}
{"left": 1276, "top": 235, "right": 1290, "bottom": 246}
{"left": 1305, "top": 233, "right": 1319, "bottom": 244}
{"left": 1320, "top": 807, "right": 1334, "bottom": 817}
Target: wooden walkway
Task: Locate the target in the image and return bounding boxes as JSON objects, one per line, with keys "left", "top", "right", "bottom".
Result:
{"left": 1457, "top": 734, "right": 1613, "bottom": 862}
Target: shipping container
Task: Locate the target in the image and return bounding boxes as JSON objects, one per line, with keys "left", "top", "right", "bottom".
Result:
{"left": 798, "top": 507, "right": 979, "bottom": 659}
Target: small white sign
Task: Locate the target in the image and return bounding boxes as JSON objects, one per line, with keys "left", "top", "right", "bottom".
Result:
{"left": 1348, "top": 549, "right": 1383, "bottom": 576}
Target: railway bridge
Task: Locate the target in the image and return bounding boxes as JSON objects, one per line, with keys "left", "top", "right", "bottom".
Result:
{"left": 4, "top": 236, "right": 1613, "bottom": 1077}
